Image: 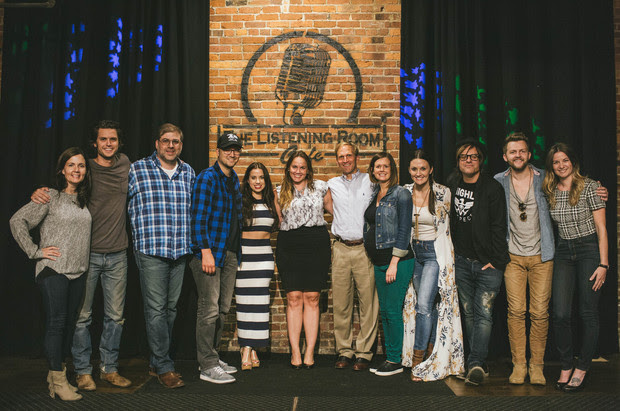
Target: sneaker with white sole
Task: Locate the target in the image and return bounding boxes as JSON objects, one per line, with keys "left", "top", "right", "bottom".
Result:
{"left": 375, "top": 361, "right": 404, "bottom": 376}
{"left": 200, "top": 366, "right": 236, "bottom": 384}
{"left": 218, "top": 360, "right": 237, "bottom": 374}
{"left": 369, "top": 360, "right": 388, "bottom": 374}
{"left": 465, "top": 366, "right": 485, "bottom": 386}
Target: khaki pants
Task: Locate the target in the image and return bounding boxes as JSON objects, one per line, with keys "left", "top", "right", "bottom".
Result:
{"left": 331, "top": 241, "right": 379, "bottom": 360}
{"left": 504, "top": 253, "right": 553, "bottom": 365}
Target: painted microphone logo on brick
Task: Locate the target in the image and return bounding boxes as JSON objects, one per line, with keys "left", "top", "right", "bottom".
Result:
{"left": 276, "top": 44, "right": 331, "bottom": 125}
{"left": 220, "top": 31, "right": 388, "bottom": 163}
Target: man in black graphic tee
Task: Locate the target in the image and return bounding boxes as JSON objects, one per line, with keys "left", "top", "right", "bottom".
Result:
{"left": 448, "top": 139, "right": 508, "bottom": 387}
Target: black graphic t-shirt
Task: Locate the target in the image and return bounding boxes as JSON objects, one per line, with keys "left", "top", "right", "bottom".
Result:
{"left": 453, "top": 181, "right": 477, "bottom": 260}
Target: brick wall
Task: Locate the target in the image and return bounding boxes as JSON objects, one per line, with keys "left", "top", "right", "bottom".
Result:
{"left": 209, "top": 0, "right": 401, "bottom": 354}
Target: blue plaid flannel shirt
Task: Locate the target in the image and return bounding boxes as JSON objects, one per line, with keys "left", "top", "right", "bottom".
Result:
{"left": 191, "top": 161, "right": 242, "bottom": 267}
{"left": 128, "top": 151, "right": 195, "bottom": 260}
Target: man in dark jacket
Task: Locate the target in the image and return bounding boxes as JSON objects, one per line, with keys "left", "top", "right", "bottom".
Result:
{"left": 448, "top": 139, "right": 508, "bottom": 387}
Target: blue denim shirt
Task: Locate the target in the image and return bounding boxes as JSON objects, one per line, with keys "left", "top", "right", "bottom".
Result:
{"left": 363, "top": 185, "right": 413, "bottom": 257}
{"left": 494, "top": 165, "right": 554, "bottom": 262}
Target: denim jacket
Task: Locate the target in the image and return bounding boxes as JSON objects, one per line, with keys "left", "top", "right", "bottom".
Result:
{"left": 494, "top": 165, "right": 554, "bottom": 262}
{"left": 363, "top": 185, "right": 413, "bottom": 258}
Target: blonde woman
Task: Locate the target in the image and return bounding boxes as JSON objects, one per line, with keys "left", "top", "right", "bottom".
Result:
{"left": 543, "top": 143, "right": 608, "bottom": 392}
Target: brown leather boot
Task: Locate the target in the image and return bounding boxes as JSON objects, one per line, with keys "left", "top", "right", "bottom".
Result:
{"left": 424, "top": 343, "right": 435, "bottom": 361}
{"left": 49, "top": 370, "right": 83, "bottom": 401}
{"left": 410, "top": 350, "right": 426, "bottom": 381}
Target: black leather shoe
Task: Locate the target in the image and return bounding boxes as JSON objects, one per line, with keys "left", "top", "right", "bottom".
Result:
{"left": 555, "top": 381, "right": 567, "bottom": 390}
{"left": 563, "top": 373, "right": 588, "bottom": 393}
{"left": 335, "top": 356, "right": 354, "bottom": 369}
{"left": 291, "top": 363, "right": 302, "bottom": 370}
{"left": 352, "top": 358, "right": 370, "bottom": 371}
{"left": 303, "top": 362, "right": 315, "bottom": 370}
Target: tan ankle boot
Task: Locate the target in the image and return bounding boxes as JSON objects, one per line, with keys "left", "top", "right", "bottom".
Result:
{"left": 49, "top": 370, "right": 82, "bottom": 401}
{"left": 509, "top": 363, "right": 527, "bottom": 384}
{"left": 529, "top": 364, "right": 546, "bottom": 385}
{"left": 411, "top": 349, "right": 426, "bottom": 368}
{"left": 76, "top": 374, "right": 96, "bottom": 391}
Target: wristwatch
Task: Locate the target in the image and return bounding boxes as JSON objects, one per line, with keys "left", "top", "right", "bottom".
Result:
{"left": 598, "top": 263, "right": 609, "bottom": 270}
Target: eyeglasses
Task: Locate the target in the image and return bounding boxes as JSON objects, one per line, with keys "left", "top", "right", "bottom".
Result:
{"left": 159, "top": 138, "right": 181, "bottom": 146}
{"left": 459, "top": 154, "right": 481, "bottom": 162}
{"left": 222, "top": 148, "right": 241, "bottom": 156}
{"left": 518, "top": 202, "right": 527, "bottom": 222}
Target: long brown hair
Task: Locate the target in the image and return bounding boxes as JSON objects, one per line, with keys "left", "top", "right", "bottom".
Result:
{"left": 279, "top": 151, "right": 314, "bottom": 210}
{"left": 368, "top": 152, "right": 398, "bottom": 189}
{"left": 542, "top": 142, "right": 585, "bottom": 208}
{"left": 409, "top": 149, "right": 436, "bottom": 215}
{"left": 55, "top": 147, "right": 91, "bottom": 208}
{"left": 241, "top": 162, "right": 279, "bottom": 229}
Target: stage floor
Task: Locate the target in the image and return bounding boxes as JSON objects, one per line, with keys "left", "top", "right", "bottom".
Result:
{"left": 0, "top": 354, "right": 618, "bottom": 410}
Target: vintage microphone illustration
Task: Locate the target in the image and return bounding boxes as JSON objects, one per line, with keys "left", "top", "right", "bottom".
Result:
{"left": 275, "top": 43, "right": 331, "bottom": 125}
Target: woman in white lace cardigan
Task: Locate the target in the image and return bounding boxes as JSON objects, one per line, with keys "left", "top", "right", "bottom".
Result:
{"left": 402, "top": 150, "right": 465, "bottom": 382}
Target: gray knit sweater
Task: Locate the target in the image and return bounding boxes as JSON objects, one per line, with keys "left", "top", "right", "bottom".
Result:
{"left": 10, "top": 189, "right": 92, "bottom": 279}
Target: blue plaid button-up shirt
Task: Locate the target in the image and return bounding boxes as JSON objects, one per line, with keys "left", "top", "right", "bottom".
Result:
{"left": 191, "top": 161, "right": 242, "bottom": 267}
{"left": 128, "top": 151, "right": 195, "bottom": 260}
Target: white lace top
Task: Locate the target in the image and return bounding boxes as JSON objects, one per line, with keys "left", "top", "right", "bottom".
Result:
{"left": 277, "top": 180, "right": 328, "bottom": 231}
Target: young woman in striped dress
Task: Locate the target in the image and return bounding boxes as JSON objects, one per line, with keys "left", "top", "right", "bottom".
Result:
{"left": 236, "top": 162, "right": 281, "bottom": 370}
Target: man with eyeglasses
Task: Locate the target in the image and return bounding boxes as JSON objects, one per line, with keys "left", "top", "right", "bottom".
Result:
{"left": 494, "top": 133, "right": 607, "bottom": 386}
{"left": 128, "top": 123, "right": 195, "bottom": 389}
{"left": 189, "top": 132, "right": 243, "bottom": 384}
{"left": 448, "top": 139, "right": 508, "bottom": 386}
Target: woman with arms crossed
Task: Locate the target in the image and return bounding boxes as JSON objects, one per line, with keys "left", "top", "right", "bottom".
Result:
{"left": 10, "top": 147, "right": 92, "bottom": 401}
{"left": 543, "top": 143, "right": 608, "bottom": 392}
{"left": 276, "top": 152, "right": 331, "bottom": 369}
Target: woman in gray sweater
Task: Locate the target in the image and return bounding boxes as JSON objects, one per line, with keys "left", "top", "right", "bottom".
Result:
{"left": 10, "top": 147, "right": 92, "bottom": 401}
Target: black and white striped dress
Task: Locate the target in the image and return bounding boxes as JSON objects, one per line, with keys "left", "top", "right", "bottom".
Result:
{"left": 235, "top": 200, "right": 275, "bottom": 348}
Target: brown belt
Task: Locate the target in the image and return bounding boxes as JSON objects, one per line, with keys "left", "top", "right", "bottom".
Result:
{"left": 335, "top": 236, "right": 364, "bottom": 246}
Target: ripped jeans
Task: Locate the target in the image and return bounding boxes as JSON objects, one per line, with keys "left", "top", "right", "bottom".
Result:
{"left": 455, "top": 254, "right": 503, "bottom": 369}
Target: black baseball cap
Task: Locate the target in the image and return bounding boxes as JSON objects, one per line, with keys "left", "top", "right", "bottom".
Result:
{"left": 217, "top": 132, "right": 242, "bottom": 149}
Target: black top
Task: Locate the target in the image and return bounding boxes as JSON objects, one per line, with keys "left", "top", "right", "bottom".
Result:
{"left": 363, "top": 199, "right": 413, "bottom": 267}
{"left": 452, "top": 181, "right": 477, "bottom": 259}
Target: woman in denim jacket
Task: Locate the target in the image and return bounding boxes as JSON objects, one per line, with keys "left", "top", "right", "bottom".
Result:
{"left": 363, "top": 152, "right": 414, "bottom": 376}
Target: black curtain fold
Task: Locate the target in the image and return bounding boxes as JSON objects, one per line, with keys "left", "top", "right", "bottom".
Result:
{"left": 1, "top": 0, "right": 208, "bottom": 356}
{"left": 401, "top": 0, "right": 617, "bottom": 357}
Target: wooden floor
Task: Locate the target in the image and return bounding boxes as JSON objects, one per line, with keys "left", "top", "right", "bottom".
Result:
{"left": 0, "top": 353, "right": 620, "bottom": 398}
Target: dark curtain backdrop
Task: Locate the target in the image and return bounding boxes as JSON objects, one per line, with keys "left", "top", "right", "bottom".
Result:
{"left": 400, "top": 0, "right": 618, "bottom": 357}
{"left": 1, "top": 0, "right": 208, "bottom": 357}
{"left": 1, "top": 0, "right": 618, "bottom": 361}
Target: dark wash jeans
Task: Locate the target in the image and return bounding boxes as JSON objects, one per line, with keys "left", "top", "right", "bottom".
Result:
{"left": 455, "top": 254, "right": 503, "bottom": 369}
{"left": 552, "top": 233, "right": 601, "bottom": 371}
{"left": 37, "top": 267, "right": 86, "bottom": 371}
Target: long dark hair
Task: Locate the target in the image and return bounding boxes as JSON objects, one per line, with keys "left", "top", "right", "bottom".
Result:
{"left": 409, "top": 149, "right": 436, "bottom": 216}
{"left": 368, "top": 152, "right": 398, "bottom": 188}
{"left": 279, "top": 151, "right": 314, "bottom": 210}
{"left": 241, "top": 162, "right": 279, "bottom": 229}
{"left": 55, "top": 147, "right": 91, "bottom": 208}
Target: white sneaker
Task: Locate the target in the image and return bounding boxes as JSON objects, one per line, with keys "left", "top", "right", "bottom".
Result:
{"left": 200, "top": 366, "right": 236, "bottom": 384}
{"left": 219, "top": 360, "right": 237, "bottom": 374}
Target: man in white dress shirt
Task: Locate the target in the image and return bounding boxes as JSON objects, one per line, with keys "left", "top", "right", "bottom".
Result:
{"left": 324, "top": 142, "right": 379, "bottom": 371}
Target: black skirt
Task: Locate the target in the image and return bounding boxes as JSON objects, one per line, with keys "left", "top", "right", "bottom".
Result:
{"left": 276, "top": 225, "right": 331, "bottom": 292}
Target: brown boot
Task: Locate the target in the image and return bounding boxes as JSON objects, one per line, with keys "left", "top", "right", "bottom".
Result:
{"left": 76, "top": 374, "right": 96, "bottom": 391}
{"left": 424, "top": 343, "right": 435, "bottom": 361}
{"left": 529, "top": 364, "right": 546, "bottom": 386}
{"left": 509, "top": 363, "right": 527, "bottom": 385}
{"left": 100, "top": 371, "right": 132, "bottom": 388}
{"left": 49, "top": 370, "right": 82, "bottom": 401}
{"left": 410, "top": 350, "right": 426, "bottom": 382}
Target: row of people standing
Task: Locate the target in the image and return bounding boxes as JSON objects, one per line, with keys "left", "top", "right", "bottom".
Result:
{"left": 9, "top": 123, "right": 609, "bottom": 399}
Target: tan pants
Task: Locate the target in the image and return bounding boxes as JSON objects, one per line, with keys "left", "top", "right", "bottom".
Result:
{"left": 504, "top": 253, "right": 553, "bottom": 365}
{"left": 331, "top": 241, "right": 379, "bottom": 360}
